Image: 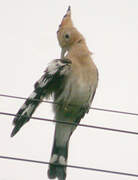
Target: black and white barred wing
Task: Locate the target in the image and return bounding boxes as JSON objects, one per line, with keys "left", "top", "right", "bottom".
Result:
{"left": 11, "top": 59, "right": 72, "bottom": 137}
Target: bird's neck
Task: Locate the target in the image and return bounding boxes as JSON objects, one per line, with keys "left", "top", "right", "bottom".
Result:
{"left": 68, "top": 40, "right": 92, "bottom": 59}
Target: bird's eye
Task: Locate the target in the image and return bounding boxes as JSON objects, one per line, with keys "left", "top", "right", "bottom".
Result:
{"left": 65, "top": 34, "right": 70, "bottom": 39}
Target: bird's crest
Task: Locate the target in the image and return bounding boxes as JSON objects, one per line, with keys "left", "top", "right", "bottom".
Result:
{"left": 59, "top": 6, "right": 73, "bottom": 29}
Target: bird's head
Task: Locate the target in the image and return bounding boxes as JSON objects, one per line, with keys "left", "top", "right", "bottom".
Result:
{"left": 57, "top": 6, "right": 84, "bottom": 58}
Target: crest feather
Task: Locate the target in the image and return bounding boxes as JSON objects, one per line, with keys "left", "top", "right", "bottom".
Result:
{"left": 59, "top": 6, "right": 73, "bottom": 28}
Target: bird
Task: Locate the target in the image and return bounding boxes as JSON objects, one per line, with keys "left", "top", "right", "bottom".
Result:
{"left": 11, "top": 6, "right": 98, "bottom": 180}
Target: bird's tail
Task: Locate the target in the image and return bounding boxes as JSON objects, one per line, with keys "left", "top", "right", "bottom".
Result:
{"left": 48, "top": 139, "right": 68, "bottom": 180}
{"left": 11, "top": 90, "right": 43, "bottom": 137}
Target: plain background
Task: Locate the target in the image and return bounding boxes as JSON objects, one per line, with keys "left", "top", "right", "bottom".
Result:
{"left": 0, "top": 0, "right": 138, "bottom": 179}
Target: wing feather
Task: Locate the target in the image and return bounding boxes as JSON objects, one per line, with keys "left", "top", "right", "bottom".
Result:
{"left": 11, "top": 58, "right": 72, "bottom": 137}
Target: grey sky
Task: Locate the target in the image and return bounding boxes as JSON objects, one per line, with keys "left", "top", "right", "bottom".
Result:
{"left": 0, "top": 0, "right": 138, "bottom": 179}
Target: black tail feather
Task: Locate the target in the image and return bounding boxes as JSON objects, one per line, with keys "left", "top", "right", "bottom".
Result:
{"left": 48, "top": 164, "right": 66, "bottom": 180}
{"left": 48, "top": 140, "right": 69, "bottom": 180}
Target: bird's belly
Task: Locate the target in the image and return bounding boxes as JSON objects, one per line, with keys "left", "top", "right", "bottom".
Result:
{"left": 73, "top": 86, "right": 88, "bottom": 103}
{"left": 61, "top": 81, "right": 90, "bottom": 106}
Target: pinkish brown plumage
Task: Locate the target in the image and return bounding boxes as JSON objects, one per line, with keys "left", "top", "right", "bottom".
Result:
{"left": 11, "top": 6, "right": 98, "bottom": 180}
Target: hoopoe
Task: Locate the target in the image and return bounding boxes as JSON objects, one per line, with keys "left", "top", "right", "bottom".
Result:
{"left": 11, "top": 6, "right": 98, "bottom": 180}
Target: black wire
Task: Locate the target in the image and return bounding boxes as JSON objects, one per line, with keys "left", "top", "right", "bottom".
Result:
{"left": 0, "top": 93, "right": 138, "bottom": 116}
{"left": 1, "top": 111, "right": 138, "bottom": 135}
{"left": 0, "top": 155, "right": 138, "bottom": 177}
{"left": 1, "top": 95, "right": 138, "bottom": 178}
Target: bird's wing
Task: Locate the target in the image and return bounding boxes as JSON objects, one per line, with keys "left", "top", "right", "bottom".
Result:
{"left": 35, "top": 58, "right": 72, "bottom": 96}
{"left": 11, "top": 58, "right": 72, "bottom": 137}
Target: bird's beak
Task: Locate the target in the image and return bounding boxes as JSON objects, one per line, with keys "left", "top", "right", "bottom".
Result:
{"left": 61, "top": 48, "right": 67, "bottom": 59}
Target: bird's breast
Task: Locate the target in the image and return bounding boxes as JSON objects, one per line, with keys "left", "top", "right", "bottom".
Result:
{"left": 55, "top": 74, "right": 91, "bottom": 107}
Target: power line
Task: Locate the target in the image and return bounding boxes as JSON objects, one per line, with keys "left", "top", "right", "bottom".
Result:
{"left": 1, "top": 111, "right": 138, "bottom": 135}
{"left": 1, "top": 96, "right": 138, "bottom": 178}
{"left": 0, "top": 155, "right": 138, "bottom": 177}
{"left": 0, "top": 93, "right": 138, "bottom": 116}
